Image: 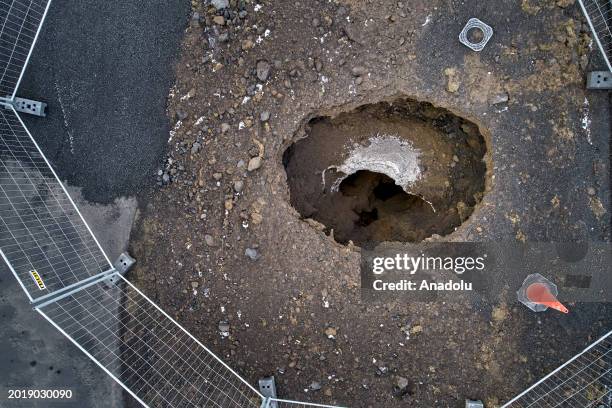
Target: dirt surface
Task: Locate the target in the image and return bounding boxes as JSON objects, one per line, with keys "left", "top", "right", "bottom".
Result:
{"left": 129, "top": 0, "right": 611, "bottom": 407}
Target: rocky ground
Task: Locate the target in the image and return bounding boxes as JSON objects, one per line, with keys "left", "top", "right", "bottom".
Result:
{"left": 128, "top": 0, "right": 611, "bottom": 406}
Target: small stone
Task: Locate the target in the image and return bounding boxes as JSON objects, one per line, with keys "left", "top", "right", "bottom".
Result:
{"left": 176, "top": 109, "right": 188, "bottom": 121}
{"left": 324, "top": 327, "right": 337, "bottom": 338}
{"left": 233, "top": 180, "right": 244, "bottom": 193}
{"left": 242, "top": 39, "right": 254, "bottom": 50}
{"left": 490, "top": 92, "right": 509, "bottom": 105}
{"left": 211, "top": 0, "right": 229, "bottom": 10}
{"left": 213, "top": 172, "right": 223, "bottom": 180}
{"left": 315, "top": 59, "right": 323, "bottom": 72}
{"left": 351, "top": 66, "right": 366, "bottom": 76}
{"left": 260, "top": 111, "right": 270, "bottom": 122}
{"left": 204, "top": 234, "right": 215, "bottom": 247}
{"left": 245, "top": 248, "right": 260, "bottom": 260}
{"left": 213, "top": 16, "right": 225, "bottom": 25}
{"left": 444, "top": 67, "right": 460, "bottom": 93}
{"left": 256, "top": 60, "right": 271, "bottom": 81}
{"left": 162, "top": 173, "right": 170, "bottom": 183}
{"left": 221, "top": 123, "right": 231, "bottom": 133}
{"left": 492, "top": 305, "right": 508, "bottom": 322}
{"left": 393, "top": 376, "right": 411, "bottom": 397}
{"left": 191, "top": 281, "right": 199, "bottom": 289}
{"left": 191, "top": 142, "right": 201, "bottom": 154}
{"left": 247, "top": 156, "right": 263, "bottom": 171}
{"left": 310, "top": 381, "right": 322, "bottom": 391}
{"left": 587, "top": 187, "right": 596, "bottom": 196}
{"left": 590, "top": 196, "right": 606, "bottom": 219}
{"left": 312, "top": 18, "right": 320, "bottom": 27}
{"left": 218, "top": 32, "right": 229, "bottom": 43}
{"left": 410, "top": 324, "right": 423, "bottom": 334}
{"left": 250, "top": 212, "right": 263, "bottom": 224}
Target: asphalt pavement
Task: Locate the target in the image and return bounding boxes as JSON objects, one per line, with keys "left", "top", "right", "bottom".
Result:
{"left": 17, "top": 0, "right": 190, "bottom": 203}
{"left": 1, "top": 0, "right": 189, "bottom": 406}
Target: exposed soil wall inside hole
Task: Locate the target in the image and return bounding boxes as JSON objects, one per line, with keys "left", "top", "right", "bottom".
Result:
{"left": 283, "top": 98, "right": 488, "bottom": 246}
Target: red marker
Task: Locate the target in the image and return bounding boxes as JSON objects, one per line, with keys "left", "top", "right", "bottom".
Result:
{"left": 526, "top": 282, "right": 569, "bottom": 314}
{"left": 517, "top": 273, "right": 569, "bottom": 314}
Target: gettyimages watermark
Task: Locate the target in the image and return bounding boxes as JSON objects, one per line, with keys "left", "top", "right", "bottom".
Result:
{"left": 360, "top": 242, "right": 612, "bottom": 304}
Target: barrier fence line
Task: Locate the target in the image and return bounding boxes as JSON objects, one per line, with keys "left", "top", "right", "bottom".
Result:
{"left": 0, "top": 0, "right": 51, "bottom": 101}
{"left": 36, "top": 272, "right": 264, "bottom": 408}
{"left": 578, "top": 0, "right": 612, "bottom": 72}
{"left": 2, "top": 1, "right": 605, "bottom": 407}
{"left": 501, "top": 330, "right": 612, "bottom": 407}
{"left": 265, "top": 398, "right": 348, "bottom": 408}
{"left": 0, "top": 104, "right": 113, "bottom": 302}
{"left": 0, "top": 100, "right": 342, "bottom": 408}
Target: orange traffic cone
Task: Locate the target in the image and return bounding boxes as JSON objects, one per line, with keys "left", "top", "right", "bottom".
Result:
{"left": 526, "top": 282, "right": 569, "bottom": 314}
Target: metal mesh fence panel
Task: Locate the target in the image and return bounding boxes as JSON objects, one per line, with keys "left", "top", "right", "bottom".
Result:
{"left": 36, "top": 273, "right": 263, "bottom": 408}
{"left": 0, "top": 0, "right": 51, "bottom": 99}
{"left": 502, "top": 330, "right": 612, "bottom": 407}
{"left": 265, "top": 398, "right": 346, "bottom": 408}
{"left": 0, "top": 104, "right": 112, "bottom": 301}
{"left": 578, "top": 0, "right": 612, "bottom": 71}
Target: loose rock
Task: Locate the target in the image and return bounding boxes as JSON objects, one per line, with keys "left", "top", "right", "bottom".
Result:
{"left": 204, "top": 234, "right": 215, "bottom": 247}
{"left": 256, "top": 60, "right": 271, "bottom": 81}
{"left": 211, "top": 0, "right": 229, "bottom": 10}
{"left": 245, "top": 248, "right": 260, "bottom": 260}
{"left": 444, "top": 67, "right": 460, "bottom": 93}
{"left": 324, "top": 327, "right": 337, "bottom": 338}
{"left": 247, "top": 156, "right": 263, "bottom": 171}
{"left": 351, "top": 66, "right": 366, "bottom": 77}
{"left": 490, "top": 92, "right": 509, "bottom": 105}
{"left": 233, "top": 180, "right": 244, "bottom": 193}
{"left": 260, "top": 111, "right": 270, "bottom": 122}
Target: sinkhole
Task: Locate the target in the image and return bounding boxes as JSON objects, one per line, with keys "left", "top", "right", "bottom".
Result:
{"left": 283, "top": 98, "right": 489, "bottom": 247}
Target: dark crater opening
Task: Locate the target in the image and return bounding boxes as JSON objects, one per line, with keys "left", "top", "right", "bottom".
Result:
{"left": 337, "top": 170, "right": 437, "bottom": 242}
{"left": 283, "top": 98, "right": 488, "bottom": 247}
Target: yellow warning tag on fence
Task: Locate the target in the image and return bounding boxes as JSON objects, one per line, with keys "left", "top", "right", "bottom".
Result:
{"left": 29, "top": 270, "right": 46, "bottom": 290}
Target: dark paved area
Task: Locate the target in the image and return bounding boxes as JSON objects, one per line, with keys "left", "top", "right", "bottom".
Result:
{"left": 1, "top": 0, "right": 189, "bottom": 406}
{"left": 18, "top": 0, "right": 190, "bottom": 203}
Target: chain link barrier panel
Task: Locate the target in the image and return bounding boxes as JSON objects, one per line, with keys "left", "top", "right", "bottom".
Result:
{"left": 502, "top": 330, "right": 612, "bottom": 407}
{"left": 0, "top": 2, "right": 345, "bottom": 407}
{"left": 578, "top": 0, "right": 612, "bottom": 71}
{"left": 36, "top": 272, "right": 264, "bottom": 408}
{"left": 264, "top": 399, "right": 348, "bottom": 408}
{"left": 0, "top": 99, "right": 345, "bottom": 408}
{"left": 0, "top": 105, "right": 113, "bottom": 302}
{"left": 0, "top": 0, "right": 51, "bottom": 100}
{"left": 1, "top": 1, "right": 609, "bottom": 407}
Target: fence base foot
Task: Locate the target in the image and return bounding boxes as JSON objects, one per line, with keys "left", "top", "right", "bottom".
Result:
{"left": 259, "top": 377, "right": 278, "bottom": 408}
{"left": 587, "top": 71, "right": 612, "bottom": 89}
{"left": 12, "top": 97, "right": 48, "bottom": 117}
{"left": 103, "top": 253, "right": 135, "bottom": 287}
{"left": 114, "top": 252, "right": 136, "bottom": 275}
